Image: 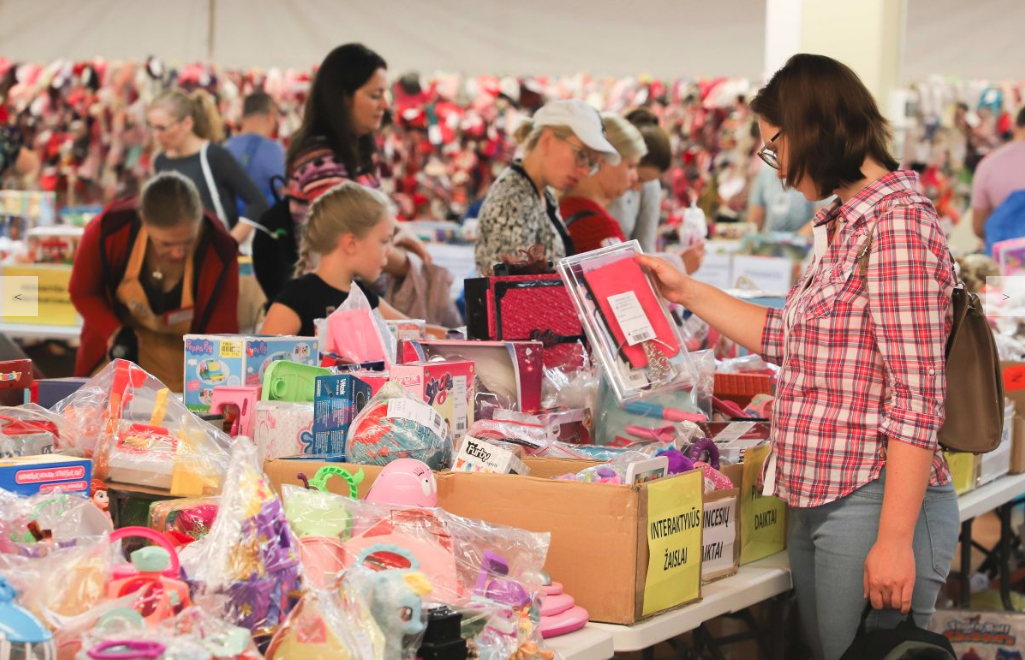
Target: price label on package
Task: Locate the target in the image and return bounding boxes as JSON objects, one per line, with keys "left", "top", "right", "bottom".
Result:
{"left": 608, "top": 291, "right": 656, "bottom": 346}
{"left": 387, "top": 398, "right": 448, "bottom": 438}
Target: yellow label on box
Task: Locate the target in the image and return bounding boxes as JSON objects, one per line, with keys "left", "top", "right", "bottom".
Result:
{"left": 740, "top": 444, "right": 788, "bottom": 563}
{"left": 219, "top": 339, "right": 243, "bottom": 359}
{"left": 642, "top": 469, "right": 703, "bottom": 615}
{"left": 1, "top": 265, "right": 78, "bottom": 326}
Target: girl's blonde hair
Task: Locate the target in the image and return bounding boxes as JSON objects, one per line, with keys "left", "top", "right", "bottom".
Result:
{"left": 295, "top": 181, "right": 392, "bottom": 277}
{"left": 601, "top": 114, "right": 647, "bottom": 162}
{"left": 150, "top": 88, "right": 226, "bottom": 142}
{"left": 512, "top": 120, "right": 575, "bottom": 153}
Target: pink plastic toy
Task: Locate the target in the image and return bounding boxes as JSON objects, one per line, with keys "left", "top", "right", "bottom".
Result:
{"left": 299, "top": 536, "right": 346, "bottom": 589}
{"left": 210, "top": 386, "right": 261, "bottom": 438}
{"left": 364, "top": 458, "right": 438, "bottom": 508}
{"left": 540, "top": 593, "right": 574, "bottom": 617}
{"left": 541, "top": 582, "right": 563, "bottom": 596}
{"left": 539, "top": 605, "right": 589, "bottom": 638}
{"left": 107, "top": 527, "right": 190, "bottom": 624}
{"left": 110, "top": 527, "right": 180, "bottom": 579}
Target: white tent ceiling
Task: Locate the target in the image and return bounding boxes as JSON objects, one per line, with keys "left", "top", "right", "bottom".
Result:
{"left": 0, "top": 0, "right": 1022, "bottom": 82}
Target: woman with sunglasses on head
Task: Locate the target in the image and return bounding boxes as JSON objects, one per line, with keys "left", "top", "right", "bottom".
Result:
{"left": 474, "top": 99, "right": 621, "bottom": 274}
{"left": 639, "top": 54, "right": 957, "bottom": 660}
{"left": 149, "top": 89, "right": 269, "bottom": 245}
{"left": 558, "top": 114, "right": 646, "bottom": 253}
{"left": 70, "top": 172, "right": 239, "bottom": 389}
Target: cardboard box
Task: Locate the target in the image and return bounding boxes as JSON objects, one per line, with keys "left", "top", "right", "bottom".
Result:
{"left": 264, "top": 456, "right": 704, "bottom": 624}
{"left": 945, "top": 451, "right": 978, "bottom": 495}
{"left": 312, "top": 375, "right": 373, "bottom": 456}
{"left": 390, "top": 360, "right": 476, "bottom": 441}
{"left": 1001, "top": 361, "right": 1025, "bottom": 473}
{"left": 399, "top": 340, "right": 543, "bottom": 413}
{"left": 254, "top": 402, "right": 315, "bottom": 462}
{"left": 723, "top": 445, "right": 788, "bottom": 565}
{"left": 701, "top": 482, "right": 739, "bottom": 583}
{"left": 977, "top": 399, "right": 1014, "bottom": 487}
{"left": 0, "top": 454, "right": 91, "bottom": 496}
{"left": 184, "top": 335, "right": 319, "bottom": 412}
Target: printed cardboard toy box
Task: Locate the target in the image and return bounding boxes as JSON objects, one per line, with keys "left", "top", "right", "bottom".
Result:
{"left": 183, "top": 335, "right": 319, "bottom": 412}
{"left": 930, "top": 609, "right": 1025, "bottom": 659}
{"left": 390, "top": 360, "right": 476, "bottom": 441}
{"left": 263, "top": 456, "right": 704, "bottom": 624}
{"left": 0, "top": 454, "right": 91, "bottom": 496}
{"left": 722, "top": 444, "right": 788, "bottom": 565}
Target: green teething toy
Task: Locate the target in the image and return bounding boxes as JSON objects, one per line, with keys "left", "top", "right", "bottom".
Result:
{"left": 309, "top": 465, "right": 365, "bottom": 498}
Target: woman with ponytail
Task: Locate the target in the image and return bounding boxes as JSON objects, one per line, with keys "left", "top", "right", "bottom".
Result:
{"left": 149, "top": 88, "right": 268, "bottom": 244}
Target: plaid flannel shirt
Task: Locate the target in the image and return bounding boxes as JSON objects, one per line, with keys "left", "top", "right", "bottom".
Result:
{"left": 760, "top": 171, "right": 953, "bottom": 508}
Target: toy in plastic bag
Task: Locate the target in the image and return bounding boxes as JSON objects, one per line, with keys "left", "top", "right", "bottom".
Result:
{"left": 149, "top": 498, "right": 220, "bottom": 548}
{"left": 266, "top": 586, "right": 385, "bottom": 660}
{"left": 347, "top": 382, "right": 454, "bottom": 469}
{"left": 181, "top": 438, "right": 301, "bottom": 637}
{"left": 0, "top": 404, "right": 65, "bottom": 457}
{"left": 159, "top": 607, "right": 263, "bottom": 660}
{"left": 51, "top": 360, "right": 232, "bottom": 496}
{"left": 0, "top": 489, "right": 113, "bottom": 557}
{"left": 280, "top": 486, "right": 551, "bottom": 657}
{"left": 319, "top": 284, "right": 397, "bottom": 367}
{"left": 341, "top": 566, "right": 431, "bottom": 660}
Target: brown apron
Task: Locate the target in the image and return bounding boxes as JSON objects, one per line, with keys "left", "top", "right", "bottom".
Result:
{"left": 111, "top": 226, "right": 195, "bottom": 391}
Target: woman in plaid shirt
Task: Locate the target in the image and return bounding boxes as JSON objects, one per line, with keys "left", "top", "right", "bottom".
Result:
{"left": 641, "top": 54, "right": 958, "bottom": 660}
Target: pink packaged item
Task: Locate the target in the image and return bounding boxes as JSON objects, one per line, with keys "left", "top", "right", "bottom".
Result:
{"left": 390, "top": 360, "right": 476, "bottom": 441}
{"left": 399, "top": 340, "right": 543, "bottom": 414}
{"left": 321, "top": 285, "right": 396, "bottom": 366}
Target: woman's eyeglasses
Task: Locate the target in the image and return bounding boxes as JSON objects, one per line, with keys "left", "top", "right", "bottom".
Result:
{"left": 147, "top": 118, "right": 184, "bottom": 133}
{"left": 557, "top": 136, "right": 602, "bottom": 176}
{"left": 758, "top": 130, "right": 782, "bottom": 170}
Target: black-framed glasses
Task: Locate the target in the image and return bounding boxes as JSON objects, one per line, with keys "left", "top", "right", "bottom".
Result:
{"left": 556, "top": 136, "right": 603, "bottom": 176}
{"left": 758, "top": 130, "right": 782, "bottom": 170}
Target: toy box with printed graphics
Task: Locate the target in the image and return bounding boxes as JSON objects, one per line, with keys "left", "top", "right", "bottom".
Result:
{"left": 312, "top": 375, "right": 373, "bottom": 457}
{"left": 454, "top": 436, "right": 528, "bottom": 474}
{"left": 183, "top": 335, "right": 318, "bottom": 412}
{"left": 390, "top": 361, "right": 476, "bottom": 440}
{"left": 399, "top": 340, "right": 543, "bottom": 414}
{"left": 0, "top": 454, "right": 91, "bottom": 496}
{"left": 930, "top": 609, "right": 1025, "bottom": 660}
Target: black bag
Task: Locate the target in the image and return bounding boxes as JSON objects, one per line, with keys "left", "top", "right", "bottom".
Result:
{"left": 839, "top": 606, "right": 956, "bottom": 660}
{"left": 252, "top": 175, "right": 298, "bottom": 302}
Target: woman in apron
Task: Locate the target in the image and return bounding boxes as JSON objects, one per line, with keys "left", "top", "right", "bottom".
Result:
{"left": 70, "top": 172, "right": 240, "bottom": 390}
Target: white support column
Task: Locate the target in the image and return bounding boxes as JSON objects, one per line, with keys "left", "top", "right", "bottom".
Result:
{"left": 763, "top": 0, "right": 907, "bottom": 120}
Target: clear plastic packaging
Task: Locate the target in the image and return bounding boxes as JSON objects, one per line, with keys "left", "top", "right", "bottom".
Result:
{"left": 341, "top": 566, "right": 432, "bottom": 660}
{"left": 558, "top": 241, "right": 699, "bottom": 403}
{"left": 346, "top": 382, "right": 454, "bottom": 469}
{"left": 266, "top": 586, "right": 384, "bottom": 660}
{"left": 51, "top": 360, "right": 232, "bottom": 496}
{"left": 159, "top": 606, "right": 264, "bottom": 660}
{"left": 181, "top": 438, "right": 302, "bottom": 636}
{"left": 279, "top": 485, "right": 550, "bottom": 656}
{"left": 0, "top": 404, "right": 66, "bottom": 456}
{"left": 320, "top": 284, "right": 398, "bottom": 367}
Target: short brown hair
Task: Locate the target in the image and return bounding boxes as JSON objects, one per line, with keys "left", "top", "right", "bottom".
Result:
{"left": 638, "top": 125, "right": 671, "bottom": 172}
{"left": 750, "top": 53, "right": 899, "bottom": 196}
{"left": 140, "top": 172, "right": 204, "bottom": 228}
{"left": 1016, "top": 106, "right": 1025, "bottom": 128}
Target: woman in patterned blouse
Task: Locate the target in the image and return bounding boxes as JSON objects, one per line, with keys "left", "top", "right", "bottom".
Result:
{"left": 473, "top": 99, "right": 621, "bottom": 274}
{"left": 640, "top": 54, "right": 958, "bottom": 660}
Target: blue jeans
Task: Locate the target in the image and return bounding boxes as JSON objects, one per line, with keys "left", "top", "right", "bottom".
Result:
{"left": 787, "top": 471, "right": 958, "bottom": 660}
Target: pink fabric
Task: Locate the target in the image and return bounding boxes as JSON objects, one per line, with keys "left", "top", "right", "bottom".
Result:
{"left": 972, "top": 141, "right": 1025, "bottom": 210}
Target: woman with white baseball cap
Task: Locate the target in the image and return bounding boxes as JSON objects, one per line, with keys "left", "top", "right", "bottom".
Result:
{"left": 473, "top": 99, "right": 621, "bottom": 274}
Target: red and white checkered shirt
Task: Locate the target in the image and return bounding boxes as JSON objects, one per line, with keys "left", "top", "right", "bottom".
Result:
{"left": 760, "top": 171, "right": 954, "bottom": 508}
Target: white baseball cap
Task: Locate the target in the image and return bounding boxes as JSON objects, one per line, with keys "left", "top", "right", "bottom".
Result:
{"left": 533, "top": 99, "right": 621, "bottom": 166}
